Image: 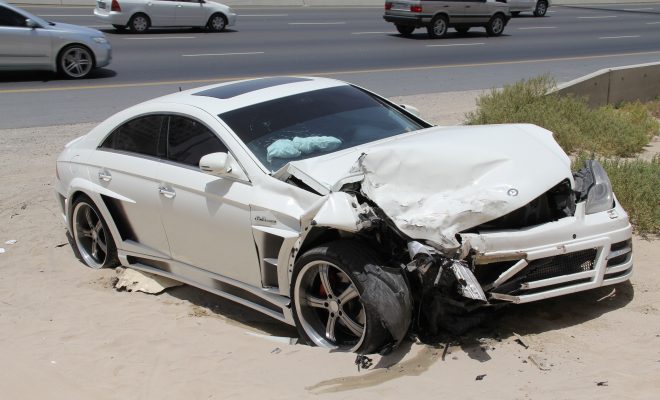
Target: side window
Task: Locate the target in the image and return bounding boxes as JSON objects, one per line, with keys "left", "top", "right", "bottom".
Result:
{"left": 0, "top": 7, "right": 28, "bottom": 27}
{"left": 100, "top": 115, "right": 166, "bottom": 157}
{"left": 167, "top": 116, "right": 228, "bottom": 167}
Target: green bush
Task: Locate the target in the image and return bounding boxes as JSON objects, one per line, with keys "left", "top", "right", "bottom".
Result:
{"left": 465, "top": 75, "right": 659, "bottom": 157}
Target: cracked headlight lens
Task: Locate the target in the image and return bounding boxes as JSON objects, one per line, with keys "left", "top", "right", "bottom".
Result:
{"left": 585, "top": 160, "right": 614, "bottom": 214}
{"left": 92, "top": 37, "right": 108, "bottom": 44}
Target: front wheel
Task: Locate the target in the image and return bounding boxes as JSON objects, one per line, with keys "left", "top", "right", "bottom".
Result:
{"left": 486, "top": 14, "right": 506, "bottom": 36}
{"left": 58, "top": 45, "right": 94, "bottom": 79}
{"left": 291, "top": 241, "right": 412, "bottom": 354}
{"left": 534, "top": 1, "right": 548, "bottom": 17}
{"left": 71, "top": 196, "right": 119, "bottom": 269}
{"left": 207, "top": 13, "right": 227, "bottom": 32}
{"left": 395, "top": 24, "right": 415, "bottom": 36}
{"left": 427, "top": 15, "right": 448, "bottom": 38}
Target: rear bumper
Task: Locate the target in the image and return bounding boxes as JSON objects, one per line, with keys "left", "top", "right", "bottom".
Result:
{"left": 383, "top": 14, "right": 431, "bottom": 26}
{"left": 94, "top": 9, "right": 128, "bottom": 26}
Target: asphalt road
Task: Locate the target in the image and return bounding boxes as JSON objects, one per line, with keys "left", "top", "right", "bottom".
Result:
{"left": 1, "top": 3, "right": 660, "bottom": 128}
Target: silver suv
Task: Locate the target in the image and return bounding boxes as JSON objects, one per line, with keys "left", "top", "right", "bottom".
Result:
{"left": 384, "top": 0, "right": 511, "bottom": 38}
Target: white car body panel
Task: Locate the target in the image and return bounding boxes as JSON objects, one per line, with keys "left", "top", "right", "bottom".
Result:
{"left": 508, "top": 0, "right": 551, "bottom": 13}
{"left": 55, "top": 77, "right": 633, "bottom": 331}
{"left": 94, "top": 0, "right": 237, "bottom": 28}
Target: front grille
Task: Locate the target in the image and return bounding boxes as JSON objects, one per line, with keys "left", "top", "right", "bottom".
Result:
{"left": 516, "top": 249, "right": 597, "bottom": 282}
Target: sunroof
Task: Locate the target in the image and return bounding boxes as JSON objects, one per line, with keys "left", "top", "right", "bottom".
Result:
{"left": 193, "top": 77, "right": 312, "bottom": 99}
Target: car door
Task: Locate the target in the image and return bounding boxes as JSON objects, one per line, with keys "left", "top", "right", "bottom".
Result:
{"left": 156, "top": 114, "right": 263, "bottom": 288}
{"left": 174, "top": 0, "right": 204, "bottom": 27}
{"left": 145, "top": 0, "right": 177, "bottom": 26}
{"left": 92, "top": 114, "right": 172, "bottom": 258}
{"left": 463, "top": 0, "right": 490, "bottom": 23}
{"left": 0, "top": 5, "right": 51, "bottom": 68}
{"left": 426, "top": 0, "right": 467, "bottom": 24}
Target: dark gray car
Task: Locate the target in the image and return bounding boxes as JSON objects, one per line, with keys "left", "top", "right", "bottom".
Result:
{"left": 0, "top": 1, "right": 112, "bottom": 79}
{"left": 384, "top": 0, "right": 511, "bottom": 38}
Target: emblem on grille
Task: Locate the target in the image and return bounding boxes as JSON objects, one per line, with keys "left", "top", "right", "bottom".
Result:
{"left": 507, "top": 188, "right": 519, "bottom": 197}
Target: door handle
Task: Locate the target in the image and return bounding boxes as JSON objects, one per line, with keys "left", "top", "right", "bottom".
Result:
{"left": 98, "top": 170, "right": 112, "bottom": 182}
{"left": 158, "top": 187, "right": 176, "bottom": 199}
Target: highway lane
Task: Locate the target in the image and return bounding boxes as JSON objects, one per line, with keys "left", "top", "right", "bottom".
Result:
{"left": 1, "top": 4, "right": 660, "bottom": 128}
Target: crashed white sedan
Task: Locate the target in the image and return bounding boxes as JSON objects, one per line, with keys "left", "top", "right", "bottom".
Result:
{"left": 55, "top": 77, "right": 633, "bottom": 354}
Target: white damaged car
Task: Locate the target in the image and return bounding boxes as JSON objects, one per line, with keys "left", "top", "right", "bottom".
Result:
{"left": 55, "top": 77, "right": 633, "bottom": 354}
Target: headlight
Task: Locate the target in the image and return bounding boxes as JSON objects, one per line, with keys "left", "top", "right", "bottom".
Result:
{"left": 92, "top": 37, "right": 108, "bottom": 44}
{"left": 585, "top": 160, "right": 614, "bottom": 214}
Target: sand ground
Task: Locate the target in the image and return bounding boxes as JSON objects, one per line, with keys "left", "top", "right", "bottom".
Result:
{"left": 1, "top": 90, "right": 659, "bottom": 400}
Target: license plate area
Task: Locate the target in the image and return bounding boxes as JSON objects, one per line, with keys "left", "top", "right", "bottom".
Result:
{"left": 391, "top": 3, "right": 409, "bottom": 11}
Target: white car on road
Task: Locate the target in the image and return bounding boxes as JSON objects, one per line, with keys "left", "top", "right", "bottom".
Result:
{"left": 507, "top": 0, "right": 550, "bottom": 17}
{"left": 55, "top": 77, "right": 633, "bottom": 354}
{"left": 94, "top": 0, "right": 237, "bottom": 32}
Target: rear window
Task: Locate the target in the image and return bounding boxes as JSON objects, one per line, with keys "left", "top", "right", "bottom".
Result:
{"left": 219, "top": 86, "right": 427, "bottom": 171}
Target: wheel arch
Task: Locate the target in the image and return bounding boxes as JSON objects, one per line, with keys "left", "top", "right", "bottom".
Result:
{"left": 431, "top": 11, "right": 450, "bottom": 23}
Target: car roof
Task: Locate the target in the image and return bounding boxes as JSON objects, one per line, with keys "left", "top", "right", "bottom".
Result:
{"left": 148, "top": 76, "right": 348, "bottom": 115}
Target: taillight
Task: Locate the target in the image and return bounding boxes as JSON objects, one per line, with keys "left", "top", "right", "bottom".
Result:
{"left": 111, "top": 0, "right": 121, "bottom": 12}
{"left": 385, "top": 2, "right": 392, "bottom": 10}
{"left": 410, "top": 5, "right": 422, "bottom": 12}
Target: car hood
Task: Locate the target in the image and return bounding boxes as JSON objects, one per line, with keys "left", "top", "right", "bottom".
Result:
{"left": 48, "top": 22, "right": 103, "bottom": 37}
{"left": 276, "top": 124, "right": 572, "bottom": 249}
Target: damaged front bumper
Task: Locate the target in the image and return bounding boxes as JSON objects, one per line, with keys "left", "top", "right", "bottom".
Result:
{"left": 462, "top": 199, "right": 632, "bottom": 304}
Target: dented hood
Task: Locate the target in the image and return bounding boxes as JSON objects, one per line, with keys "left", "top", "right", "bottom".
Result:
{"left": 280, "top": 124, "right": 572, "bottom": 248}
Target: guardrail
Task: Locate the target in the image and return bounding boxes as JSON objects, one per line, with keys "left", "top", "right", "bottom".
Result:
{"left": 554, "top": 61, "right": 660, "bottom": 107}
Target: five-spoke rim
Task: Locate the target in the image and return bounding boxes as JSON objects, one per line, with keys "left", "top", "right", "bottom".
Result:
{"left": 61, "top": 47, "right": 92, "bottom": 78}
{"left": 294, "top": 261, "right": 366, "bottom": 351}
{"left": 73, "top": 203, "right": 108, "bottom": 268}
{"left": 433, "top": 19, "right": 446, "bottom": 36}
{"left": 536, "top": 2, "right": 547, "bottom": 15}
{"left": 492, "top": 17, "right": 504, "bottom": 34}
{"left": 211, "top": 15, "right": 226, "bottom": 31}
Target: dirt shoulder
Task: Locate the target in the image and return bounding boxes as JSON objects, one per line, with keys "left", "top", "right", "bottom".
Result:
{"left": 1, "top": 94, "right": 658, "bottom": 399}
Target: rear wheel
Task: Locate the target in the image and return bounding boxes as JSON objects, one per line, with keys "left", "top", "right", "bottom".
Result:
{"left": 427, "top": 15, "right": 448, "bottom": 38}
{"left": 534, "top": 1, "right": 548, "bottom": 17}
{"left": 128, "top": 13, "right": 150, "bottom": 33}
{"left": 207, "top": 13, "right": 227, "bottom": 32}
{"left": 58, "top": 45, "right": 94, "bottom": 79}
{"left": 486, "top": 14, "right": 506, "bottom": 36}
{"left": 291, "top": 241, "right": 412, "bottom": 354}
{"left": 395, "top": 24, "right": 415, "bottom": 36}
{"left": 71, "top": 196, "right": 118, "bottom": 269}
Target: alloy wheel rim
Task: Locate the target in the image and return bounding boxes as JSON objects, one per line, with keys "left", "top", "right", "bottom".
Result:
{"left": 212, "top": 16, "right": 225, "bottom": 30}
{"left": 73, "top": 203, "right": 108, "bottom": 268}
{"left": 294, "top": 261, "right": 366, "bottom": 351}
{"left": 493, "top": 18, "right": 504, "bottom": 34}
{"left": 61, "top": 48, "right": 92, "bottom": 78}
{"left": 433, "top": 20, "right": 446, "bottom": 35}
{"left": 537, "top": 3, "right": 547, "bottom": 15}
{"left": 133, "top": 16, "right": 148, "bottom": 31}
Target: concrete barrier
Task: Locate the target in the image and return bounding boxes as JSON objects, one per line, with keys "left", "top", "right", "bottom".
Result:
{"left": 9, "top": 0, "right": 660, "bottom": 7}
{"left": 554, "top": 62, "right": 660, "bottom": 107}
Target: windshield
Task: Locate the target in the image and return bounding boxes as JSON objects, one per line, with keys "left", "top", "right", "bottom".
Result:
{"left": 219, "top": 85, "right": 429, "bottom": 171}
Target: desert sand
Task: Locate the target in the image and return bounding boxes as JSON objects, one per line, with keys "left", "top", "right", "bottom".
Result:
{"left": 1, "top": 90, "right": 658, "bottom": 400}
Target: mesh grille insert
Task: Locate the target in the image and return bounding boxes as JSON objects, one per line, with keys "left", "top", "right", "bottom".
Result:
{"left": 516, "top": 248, "right": 598, "bottom": 283}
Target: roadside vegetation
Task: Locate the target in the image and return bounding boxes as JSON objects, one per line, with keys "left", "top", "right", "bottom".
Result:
{"left": 465, "top": 75, "right": 660, "bottom": 235}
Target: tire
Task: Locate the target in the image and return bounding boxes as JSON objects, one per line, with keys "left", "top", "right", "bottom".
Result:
{"left": 71, "top": 195, "right": 119, "bottom": 269}
{"left": 511, "top": 11, "right": 520, "bottom": 17}
{"left": 291, "top": 241, "right": 412, "bottom": 354}
{"left": 534, "top": 1, "right": 548, "bottom": 17}
{"left": 455, "top": 26, "right": 470, "bottom": 34}
{"left": 486, "top": 14, "right": 506, "bottom": 36}
{"left": 128, "top": 13, "right": 150, "bottom": 33}
{"left": 112, "top": 24, "right": 126, "bottom": 31}
{"left": 207, "top": 13, "right": 227, "bottom": 32}
{"left": 426, "top": 15, "right": 448, "bottom": 38}
{"left": 395, "top": 24, "right": 415, "bottom": 36}
{"left": 58, "top": 45, "right": 94, "bottom": 79}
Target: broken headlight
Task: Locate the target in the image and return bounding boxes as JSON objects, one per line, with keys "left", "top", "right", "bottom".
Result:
{"left": 583, "top": 160, "right": 614, "bottom": 215}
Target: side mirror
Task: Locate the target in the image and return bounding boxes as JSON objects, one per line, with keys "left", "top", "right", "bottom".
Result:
{"left": 25, "top": 19, "right": 38, "bottom": 29}
{"left": 199, "top": 152, "right": 248, "bottom": 181}
{"left": 400, "top": 104, "right": 421, "bottom": 118}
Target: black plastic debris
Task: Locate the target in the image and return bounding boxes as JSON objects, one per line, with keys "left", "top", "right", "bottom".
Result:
{"left": 355, "top": 355, "right": 373, "bottom": 371}
{"left": 476, "top": 374, "right": 487, "bottom": 381}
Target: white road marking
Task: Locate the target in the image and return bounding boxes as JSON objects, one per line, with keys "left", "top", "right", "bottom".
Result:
{"left": 288, "top": 22, "right": 346, "bottom": 25}
{"left": 623, "top": 7, "right": 653, "bottom": 11}
{"left": 38, "top": 14, "right": 91, "bottom": 17}
{"left": 240, "top": 14, "right": 289, "bottom": 17}
{"left": 85, "top": 25, "right": 112, "bottom": 28}
{"left": 182, "top": 52, "right": 265, "bottom": 57}
{"left": 351, "top": 31, "right": 396, "bottom": 35}
{"left": 599, "top": 35, "right": 641, "bottom": 39}
{"left": 518, "top": 26, "right": 557, "bottom": 30}
{"left": 426, "top": 42, "right": 485, "bottom": 47}
{"left": 578, "top": 16, "right": 618, "bottom": 19}
{"left": 124, "top": 36, "right": 196, "bottom": 40}
{"left": 646, "top": 21, "right": 660, "bottom": 24}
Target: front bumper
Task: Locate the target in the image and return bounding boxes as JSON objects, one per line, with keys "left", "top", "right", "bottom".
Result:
{"left": 463, "top": 200, "right": 633, "bottom": 304}
{"left": 226, "top": 12, "right": 237, "bottom": 27}
{"left": 91, "top": 42, "right": 112, "bottom": 68}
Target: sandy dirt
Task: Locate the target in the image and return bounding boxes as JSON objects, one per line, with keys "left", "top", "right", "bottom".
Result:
{"left": 1, "top": 93, "right": 659, "bottom": 400}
